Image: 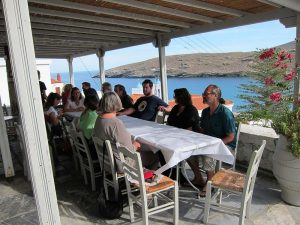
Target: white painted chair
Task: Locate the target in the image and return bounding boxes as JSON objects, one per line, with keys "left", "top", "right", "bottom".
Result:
{"left": 93, "top": 137, "right": 125, "bottom": 199}
{"left": 15, "top": 123, "right": 31, "bottom": 180}
{"left": 203, "top": 140, "right": 266, "bottom": 225}
{"left": 65, "top": 126, "right": 80, "bottom": 171}
{"left": 155, "top": 110, "right": 169, "bottom": 124}
{"left": 118, "top": 145, "right": 179, "bottom": 225}
{"left": 73, "top": 131, "right": 101, "bottom": 191}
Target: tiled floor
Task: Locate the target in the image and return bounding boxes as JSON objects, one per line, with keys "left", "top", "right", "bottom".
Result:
{"left": 1, "top": 161, "right": 300, "bottom": 225}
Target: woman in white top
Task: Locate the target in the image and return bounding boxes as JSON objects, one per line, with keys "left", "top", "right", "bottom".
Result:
{"left": 45, "top": 92, "right": 63, "bottom": 136}
{"left": 64, "top": 87, "right": 85, "bottom": 112}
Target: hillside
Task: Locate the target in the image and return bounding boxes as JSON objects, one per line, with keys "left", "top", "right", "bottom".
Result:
{"left": 105, "top": 41, "right": 295, "bottom": 78}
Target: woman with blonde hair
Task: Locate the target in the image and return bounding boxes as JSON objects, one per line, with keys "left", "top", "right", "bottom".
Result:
{"left": 93, "top": 92, "right": 140, "bottom": 172}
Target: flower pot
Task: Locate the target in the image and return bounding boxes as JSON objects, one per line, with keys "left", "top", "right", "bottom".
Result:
{"left": 273, "top": 135, "right": 300, "bottom": 206}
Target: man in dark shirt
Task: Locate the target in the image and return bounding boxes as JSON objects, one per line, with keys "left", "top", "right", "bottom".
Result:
{"left": 117, "top": 79, "right": 171, "bottom": 121}
{"left": 82, "top": 82, "right": 99, "bottom": 101}
{"left": 38, "top": 70, "right": 47, "bottom": 106}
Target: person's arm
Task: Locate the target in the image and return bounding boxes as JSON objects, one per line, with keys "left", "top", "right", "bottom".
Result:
{"left": 158, "top": 105, "right": 172, "bottom": 112}
{"left": 48, "top": 112, "right": 60, "bottom": 126}
{"left": 117, "top": 107, "right": 135, "bottom": 116}
{"left": 222, "top": 132, "right": 235, "bottom": 145}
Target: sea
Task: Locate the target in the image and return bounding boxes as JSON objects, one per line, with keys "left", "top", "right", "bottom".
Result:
{"left": 52, "top": 71, "right": 252, "bottom": 112}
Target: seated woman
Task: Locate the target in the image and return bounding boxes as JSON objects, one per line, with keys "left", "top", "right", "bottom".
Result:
{"left": 93, "top": 92, "right": 140, "bottom": 172}
{"left": 167, "top": 88, "right": 201, "bottom": 185}
{"left": 64, "top": 87, "right": 85, "bottom": 112}
{"left": 44, "top": 92, "right": 63, "bottom": 137}
{"left": 78, "top": 95, "right": 99, "bottom": 159}
{"left": 167, "top": 88, "right": 200, "bottom": 131}
{"left": 61, "top": 84, "right": 73, "bottom": 107}
{"left": 114, "top": 84, "right": 134, "bottom": 111}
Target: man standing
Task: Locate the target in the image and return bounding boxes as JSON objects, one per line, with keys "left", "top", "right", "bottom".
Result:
{"left": 82, "top": 82, "right": 99, "bottom": 101}
{"left": 118, "top": 79, "right": 171, "bottom": 121}
{"left": 188, "top": 84, "right": 236, "bottom": 197}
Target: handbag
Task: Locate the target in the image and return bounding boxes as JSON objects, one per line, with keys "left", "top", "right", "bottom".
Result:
{"left": 97, "top": 141, "right": 123, "bottom": 219}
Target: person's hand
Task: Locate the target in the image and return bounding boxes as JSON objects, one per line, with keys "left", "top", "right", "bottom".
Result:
{"left": 133, "top": 141, "right": 141, "bottom": 151}
{"left": 158, "top": 106, "right": 166, "bottom": 112}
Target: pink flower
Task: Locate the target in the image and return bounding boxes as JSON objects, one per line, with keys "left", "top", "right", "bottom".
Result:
{"left": 264, "top": 76, "right": 274, "bottom": 85}
{"left": 273, "top": 61, "right": 281, "bottom": 68}
{"left": 284, "top": 71, "right": 296, "bottom": 81}
{"left": 259, "top": 48, "right": 275, "bottom": 60}
{"left": 269, "top": 92, "right": 282, "bottom": 102}
{"left": 280, "top": 64, "right": 288, "bottom": 69}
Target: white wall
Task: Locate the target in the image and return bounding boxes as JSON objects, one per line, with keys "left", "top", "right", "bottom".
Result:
{"left": 0, "top": 58, "right": 52, "bottom": 106}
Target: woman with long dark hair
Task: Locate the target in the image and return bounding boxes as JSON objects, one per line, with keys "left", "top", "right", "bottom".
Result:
{"left": 64, "top": 87, "right": 85, "bottom": 112}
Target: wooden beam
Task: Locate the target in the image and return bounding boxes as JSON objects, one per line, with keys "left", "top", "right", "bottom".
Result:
{"left": 29, "top": 6, "right": 172, "bottom": 32}
{"left": 102, "top": 0, "right": 221, "bottom": 23}
{"left": 28, "top": 0, "right": 190, "bottom": 28}
{"left": 163, "top": 0, "right": 252, "bottom": 17}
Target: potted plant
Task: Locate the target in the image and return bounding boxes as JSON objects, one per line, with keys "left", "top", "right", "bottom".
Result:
{"left": 238, "top": 47, "right": 300, "bottom": 206}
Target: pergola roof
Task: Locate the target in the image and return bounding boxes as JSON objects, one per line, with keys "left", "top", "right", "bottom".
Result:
{"left": 0, "top": 0, "right": 299, "bottom": 59}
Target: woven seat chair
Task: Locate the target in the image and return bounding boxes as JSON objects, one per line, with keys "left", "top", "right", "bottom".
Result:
{"left": 118, "top": 145, "right": 178, "bottom": 225}
{"left": 93, "top": 137, "right": 125, "bottom": 199}
{"left": 203, "top": 140, "right": 266, "bottom": 225}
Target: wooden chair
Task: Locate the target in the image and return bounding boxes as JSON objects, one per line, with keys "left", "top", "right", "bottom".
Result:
{"left": 93, "top": 137, "right": 125, "bottom": 199}
{"left": 118, "top": 144, "right": 179, "bottom": 225}
{"left": 203, "top": 140, "right": 266, "bottom": 225}
{"left": 73, "top": 131, "right": 101, "bottom": 191}
{"left": 15, "top": 123, "right": 31, "bottom": 180}
{"left": 65, "top": 126, "right": 80, "bottom": 171}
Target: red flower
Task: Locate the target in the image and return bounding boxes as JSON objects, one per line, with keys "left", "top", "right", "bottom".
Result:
{"left": 259, "top": 48, "right": 275, "bottom": 60}
{"left": 286, "top": 53, "right": 294, "bottom": 60}
{"left": 277, "top": 51, "right": 286, "bottom": 61}
{"left": 280, "top": 64, "right": 288, "bottom": 69}
{"left": 269, "top": 92, "right": 282, "bottom": 102}
{"left": 273, "top": 61, "right": 281, "bottom": 68}
{"left": 264, "top": 76, "right": 274, "bottom": 85}
{"left": 284, "top": 71, "right": 296, "bottom": 81}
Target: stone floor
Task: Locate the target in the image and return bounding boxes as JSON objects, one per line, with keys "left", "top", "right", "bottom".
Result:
{"left": 1, "top": 152, "right": 300, "bottom": 225}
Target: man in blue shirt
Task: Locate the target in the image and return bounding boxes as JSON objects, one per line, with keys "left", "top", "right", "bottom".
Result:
{"left": 188, "top": 84, "right": 236, "bottom": 197}
{"left": 117, "top": 79, "right": 171, "bottom": 121}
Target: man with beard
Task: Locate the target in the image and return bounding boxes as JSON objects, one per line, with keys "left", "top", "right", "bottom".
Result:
{"left": 188, "top": 84, "right": 236, "bottom": 197}
{"left": 117, "top": 79, "right": 171, "bottom": 121}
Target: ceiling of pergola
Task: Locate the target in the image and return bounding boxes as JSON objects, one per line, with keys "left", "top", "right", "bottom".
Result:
{"left": 0, "top": 0, "right": 299, "bottom": 59}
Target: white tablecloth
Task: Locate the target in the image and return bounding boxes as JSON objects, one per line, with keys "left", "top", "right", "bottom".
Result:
{"left": 119, "top": 116, "right": 234, "bottom": 173}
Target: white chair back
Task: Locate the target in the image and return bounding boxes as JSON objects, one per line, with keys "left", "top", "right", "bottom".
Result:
{"left": 93, "top": 137, "right": 122, "bottom": 199}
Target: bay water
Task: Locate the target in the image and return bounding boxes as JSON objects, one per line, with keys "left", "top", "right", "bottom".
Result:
{"left": 53, "top": 71, "right": 251, "bottom": 112}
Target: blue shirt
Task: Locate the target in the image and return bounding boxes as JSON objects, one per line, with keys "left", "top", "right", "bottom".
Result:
{"left": 132, "top": 95, "right": 168, "bottom": 121}
{"left": 201, "top": 104, "right": 236, "bottom": 148}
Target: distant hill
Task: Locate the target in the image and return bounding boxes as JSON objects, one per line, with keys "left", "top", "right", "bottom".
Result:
{"left": 105, "top": 41, "right": 295, "bottom": 78}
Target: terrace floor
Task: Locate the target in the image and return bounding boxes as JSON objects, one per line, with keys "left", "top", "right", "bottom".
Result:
{"left": 0, "top": 144, "right": 300, "bottom": 225}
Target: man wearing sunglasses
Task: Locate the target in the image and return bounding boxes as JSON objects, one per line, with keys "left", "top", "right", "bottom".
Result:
{"left": 188, "top": 84, "right": 236, "bottom": 197}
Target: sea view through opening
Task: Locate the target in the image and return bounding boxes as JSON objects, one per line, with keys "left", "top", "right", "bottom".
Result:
{"left": 53, "top": 71, "right": 252, "bottom": 112}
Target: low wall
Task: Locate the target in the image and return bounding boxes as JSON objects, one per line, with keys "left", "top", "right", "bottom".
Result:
{"left": 237, "top": 124, "right": 279, "bottom": 172}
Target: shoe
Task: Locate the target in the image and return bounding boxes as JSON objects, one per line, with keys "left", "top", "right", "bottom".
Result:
{"left": 199, "top": 190, "right": 206, "bottom": 198}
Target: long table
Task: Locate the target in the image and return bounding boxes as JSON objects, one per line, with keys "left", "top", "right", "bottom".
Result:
{"left": 119, "top": 116, "right": 234, "bottom": 174}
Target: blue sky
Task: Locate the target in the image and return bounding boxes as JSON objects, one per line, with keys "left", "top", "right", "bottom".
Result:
{"left": 50, "top": 20, "right": 296, "bottom": 74}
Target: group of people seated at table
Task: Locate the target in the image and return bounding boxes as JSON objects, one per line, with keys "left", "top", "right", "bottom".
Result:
{"left": 43, "top": 76, "right": 236, "bottom": 197}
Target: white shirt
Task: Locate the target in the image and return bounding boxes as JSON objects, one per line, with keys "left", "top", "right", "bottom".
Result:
{"left": 66, "top": 98, "right": 85, "bottom": 110}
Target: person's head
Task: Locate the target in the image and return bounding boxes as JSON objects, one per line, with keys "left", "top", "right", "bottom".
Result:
{"left": 142, "top": 79, "right": 153, "bottom": 96}
{"left": 37, "top": 70, "right": 41, "bottom": 80}
{"left": 202, "top": 84, "right": 222, "bottom": 105}
{"left": 101, "top": 82, "right": 112, "bottom": 93}
{"left": 174, "top": 88, "right": 192, "bottom": 106}
{"left": 84, "top": 95, "right": 99, "bottom": 111}
{"left": 63, "top": 84, "right": 73, "bottom": 93}
{"left": 98, "top": 91, "right": 122, "bottom": 113}
{"left": 114, "top": 84, "right": 127, "bottom": 98}
{"left": 45, "top": 92, "right": 61, "bottom": 108}
{"left": 82, "top": 82, "right": 91, "bottom": 91}
{"left": 71, "top": 87, "right": 82, "bottom": 101}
